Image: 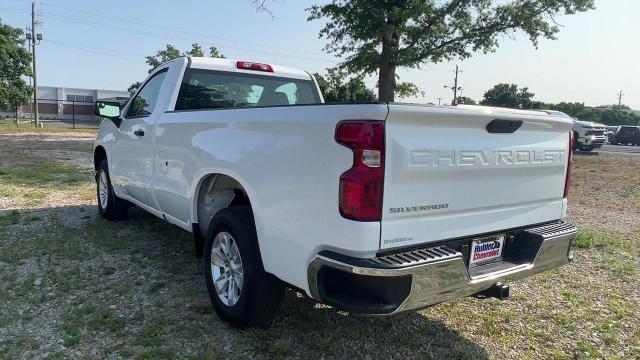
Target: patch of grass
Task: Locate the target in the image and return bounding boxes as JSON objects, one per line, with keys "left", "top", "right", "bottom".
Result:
{"left": 573, "top": 228, "right": 634, "bottom": 255}
{"left": 148, "top": 281, "right": 166, "bottom": 294}
{"left": 25, "top": 215, "right": 42, "bottom": 222}
{"left": 577, "top": 340, "right": 601, "bottom": 358}
{"left": 573, "top": 229, "right": 609, "bottom": 249}
{"left": 60, "top": 303, "right": 126, "bottom": 348}
{"left": 84, "top": 218, "right": 132, "bottom": 254}
{"left": 0, "top": 335, "right": 31, "bottom": 359}
{"left": 199, "top": 347, "right": 227, "bottom": 360}
{"left": 137, "top": 317, "right": 169, "bottom": 348}
{"left": 240, "top": 329, "right": 291, "bottom": 360}
{"left": 599, "top": 258, "right": 636, "bottom": 276}
{"left": 0, "top": 220, "right": 86, "bottom": 265}
{"left": 0, "top": 210, "right": 21, "bottom": 227}
{"left": 0, "top": 122, "right": 97, "bottom": 134}
{"left": 0, "top": 161, "right": 92, "bottom": 188}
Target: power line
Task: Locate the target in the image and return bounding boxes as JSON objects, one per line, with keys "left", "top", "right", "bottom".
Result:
{"left": 0, "top": 8, "right": 28, "bottom": 13}
{"left": 41, "top": 13, "right": 338, "bottom": 64}
{"left": 39, "top": 2, "right": 328, "bottom": 57}
{"left": 44, "top": 39, "right": 142, "bottom": 62}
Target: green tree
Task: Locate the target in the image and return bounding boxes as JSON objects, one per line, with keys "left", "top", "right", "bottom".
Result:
{"left": 0, "top": 19, "right": 32, "bottom": 111}
{"left": 394, "top": 82, "right": 424, "bottom": 100}
{"left": 314, "top": 69, "right": 376, "bottom": 102}
{"left": 129, "top": 44, "right": 226, "bottom": 94}
{"left": 307, "top": 0, "right": 594, "bottom": 102}
{"left": 457, "top": 96, "right": 476, "bottom": 105}
{"left": 127, "top": 82, "right": 141, "bottom": 95}
{"left": 481, "top": 84, "right": 535, "bottom": 109}
{"left": 598, "top": 107, "right": 640, "bottom": 126}
{"left": 145, "top": 43, "right": 225, "bottom": 73}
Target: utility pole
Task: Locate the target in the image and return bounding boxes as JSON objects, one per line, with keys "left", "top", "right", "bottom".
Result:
{"left": 30, "top": 1, "right": 42, "bottom": 127}
{"left": 452, "top": 65, "right": 460, "bottom": 105}
{"left": 25, "top": 28, "right": 32, "bottom": 87}
{"left": 617, "top": 89, "right": 625, "bottom": 106}
{"left": 444, "top": 65, "right": 462, "bottom": 105}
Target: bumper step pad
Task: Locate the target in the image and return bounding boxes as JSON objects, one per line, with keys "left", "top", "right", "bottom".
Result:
{"left": 371, "top": 246, "right": 460, "bottom": 267}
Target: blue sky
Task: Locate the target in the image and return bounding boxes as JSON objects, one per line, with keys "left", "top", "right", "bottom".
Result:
{"left": 1, "top": 0, "right": 639, "bottom": 108}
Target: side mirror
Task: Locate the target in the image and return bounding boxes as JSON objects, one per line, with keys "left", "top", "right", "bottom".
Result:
{"left": 94, "top": 101, "right": 122, "bottom": 119}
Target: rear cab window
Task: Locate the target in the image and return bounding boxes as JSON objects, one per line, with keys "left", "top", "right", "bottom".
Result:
{"left": 174, "top": 69, "right": 321, "bottom": 111}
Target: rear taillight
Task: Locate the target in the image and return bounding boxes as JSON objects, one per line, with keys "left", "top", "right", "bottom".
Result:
{"left": 335, "top": 121, "right": 385, "bottom": 221}
{"left": 564, "top": 131, "right": 574, "bottom": 198}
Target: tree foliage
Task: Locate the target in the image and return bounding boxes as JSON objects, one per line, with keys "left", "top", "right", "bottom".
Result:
{"left": 457, "top": 96, "right": 476, "bottom": 105}
{"left": 308, "top": 0, "right": 594, "bottom": 102}
{"left": 394, "top": 82, "right": 424, "bottom": 100}
{"left": 314, "top": 69, "right": 376, "bottom": 103}
{"left": 480, "top": 84, "right": 640, "bottom": 126}
{"left": 481, "top": 83, "right": 535, "bottom": 109}
{"left": 0, "top": 19, "right": 32, "bottom": 110}
{"left": 129, "top": 44, "right": 226, "bottom": 94}
{"left": 145, "top": 43, "right": 225, "bottom": 73}
{"left": 556, "top": 104, "right": 640, "bottom": 126}
{"left": 127, "top": 82, "right": 142, "bottom": 95}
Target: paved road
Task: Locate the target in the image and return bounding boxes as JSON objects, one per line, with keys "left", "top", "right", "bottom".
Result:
{"left": 596, "top": 144, "right": 640, "bottom": 155}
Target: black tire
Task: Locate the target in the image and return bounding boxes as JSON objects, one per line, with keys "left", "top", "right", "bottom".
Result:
{"left": 96, "top": 160, "right": 130, "bottom": 220}
{"left": 204, "top": 206, "right": 283, "bottom": 328}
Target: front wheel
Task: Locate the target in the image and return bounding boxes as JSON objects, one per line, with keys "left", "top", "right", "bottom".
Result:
{"left": 204, "top": 206, "right": 284, "bottom": 328}
{"left": 96, "top": 160, "right": 130, "bottom": 220}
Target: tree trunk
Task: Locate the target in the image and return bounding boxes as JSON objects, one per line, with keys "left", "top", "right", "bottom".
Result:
{"left": 378, "top": 36, "right": 396, "bottom": 102}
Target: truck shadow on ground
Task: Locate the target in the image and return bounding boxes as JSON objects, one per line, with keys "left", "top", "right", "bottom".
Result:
{"left": 2, "top": 203, "right": 489, "bottom": 359}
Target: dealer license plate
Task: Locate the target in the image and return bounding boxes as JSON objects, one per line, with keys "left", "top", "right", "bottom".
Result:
{"left": 469, "top": 235, "right": 505, "bottom": 266}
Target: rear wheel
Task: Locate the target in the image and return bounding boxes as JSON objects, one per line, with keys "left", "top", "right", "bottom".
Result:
{"left": 204, "top": 206, "right": 283, "bottom": 328}
{"left": 96, "top": 160, "right": 130, "bottom": 220}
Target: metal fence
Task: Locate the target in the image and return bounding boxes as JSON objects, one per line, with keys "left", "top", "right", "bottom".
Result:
{"left": 0, "top": 98, "right": 101, "bottom": 129}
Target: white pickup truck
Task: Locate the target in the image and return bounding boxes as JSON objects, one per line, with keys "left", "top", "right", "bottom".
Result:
{"left": 93, "top": 57, "right": 577, "bottom": 328}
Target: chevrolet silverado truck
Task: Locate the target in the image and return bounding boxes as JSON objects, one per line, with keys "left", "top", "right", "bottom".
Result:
{"left": 93, "top": 57, "right": 577, "bottom": 328}
{"left": 541, "top": 110, "right": 606, "bottom": 152}
{"left": 571, "top": 120, "right": 607, "bottom": 152}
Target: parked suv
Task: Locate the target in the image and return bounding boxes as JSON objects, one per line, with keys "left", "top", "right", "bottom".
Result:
{"left": 610, "top": 126, "right": 640, "bottom": 146}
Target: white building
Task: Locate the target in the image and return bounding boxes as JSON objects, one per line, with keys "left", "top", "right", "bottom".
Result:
{"left": 2, "top": 86, "right": 129, "bottom": 122}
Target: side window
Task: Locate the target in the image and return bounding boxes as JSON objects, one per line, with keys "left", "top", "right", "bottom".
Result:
{"left": 126, "top": 69, "right": 168, "bottom": 118}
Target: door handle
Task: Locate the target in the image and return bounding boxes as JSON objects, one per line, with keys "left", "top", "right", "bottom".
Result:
{"left": 133, "top": 129, "right": 145, "bottom": 137}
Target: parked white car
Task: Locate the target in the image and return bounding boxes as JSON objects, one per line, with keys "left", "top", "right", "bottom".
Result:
{"left": 93, "top": 57, "right": 577, "bottom": 328}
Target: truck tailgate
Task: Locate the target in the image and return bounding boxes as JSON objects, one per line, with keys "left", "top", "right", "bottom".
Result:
{"left": 380, "top": 105, "right": 572, "bottom": 250}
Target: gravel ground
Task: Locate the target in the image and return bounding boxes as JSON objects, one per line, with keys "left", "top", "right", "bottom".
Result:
{"left": 0, "top": 133, "right": 638, "bottom": 359}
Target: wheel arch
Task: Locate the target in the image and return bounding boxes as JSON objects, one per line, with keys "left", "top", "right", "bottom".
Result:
{"left": 94, "top": 145, "right": 107, "bottom": 171}
{"left": 191, "top": 171, "right": 257, "bottom": 238}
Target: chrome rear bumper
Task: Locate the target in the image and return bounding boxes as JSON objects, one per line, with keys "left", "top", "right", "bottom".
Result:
{"left": 308, "top": 222, "right": 577, "bottom": 315}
